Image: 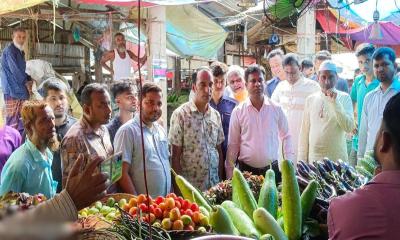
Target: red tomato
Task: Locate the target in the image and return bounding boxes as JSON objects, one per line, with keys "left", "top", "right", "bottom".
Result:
{"left": 154, "top": 208, "right": 163, "bottom": 219}
{"left": 149, "top": 205, "right": 155, "bottom": 214}
{"left": 190, "top": 203, "right": 199, "bottom": 212}
{"left": 177, "top": 196, "right": 184, "bottom": 204}
{"left": 175, "top": 200, "right": 182, "bottom": 209}
{"left": 155, "top": 196, "right": 164, "bottom": 205}
{"left": 184, "top": 209, "right": 193, "bottom": 218}
{"left": 181, "top": 200, "right": 190, "bottom": 210}
{"left": 180, "top": 209, "right": 185, "bottom": 216}
{"left": 139, "top": 203, "right": 148, "bottom": 213}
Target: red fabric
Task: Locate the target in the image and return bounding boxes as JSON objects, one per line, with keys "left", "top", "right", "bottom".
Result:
{"left": 316, "top": 9, "right": 354, "bottom": 49}
{"left": 75, "top": 0, "right": 156, "bottom": 7}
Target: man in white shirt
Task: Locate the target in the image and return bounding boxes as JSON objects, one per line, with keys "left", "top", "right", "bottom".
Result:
{"left": 272, "top": 53, "right": 320, "bottom": 163}
{"left": 358, "top": 47, "right": 400, "bottom": 159}
{"left": 299, "top": 61, "right": 354, "bottom": 163}
{"left": 226, "top": 64, "right": 294, "bottom": 179}
{"left": 100, "top": 33, "right": 147, "bottom": 81}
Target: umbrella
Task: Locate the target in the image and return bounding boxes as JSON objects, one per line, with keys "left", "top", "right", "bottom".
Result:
{"left": 345, "top": 21, "right": 400, "bottom": 45}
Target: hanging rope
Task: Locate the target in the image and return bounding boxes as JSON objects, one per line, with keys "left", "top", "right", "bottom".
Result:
{"left": 136, "top": 0, "right": 153, "bottom": 238}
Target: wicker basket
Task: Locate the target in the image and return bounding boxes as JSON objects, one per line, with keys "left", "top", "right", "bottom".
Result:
{"left": 168, "top": 230, "right": 214, "bottom": 240}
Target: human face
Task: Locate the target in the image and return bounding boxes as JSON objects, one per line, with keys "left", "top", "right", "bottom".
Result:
{"left": 142, "top": 91, "right": 162, "bottom": 124}
{"left": 246, "top": 71, "right": 264, "bottom": 97}
{"left": 116, "top": 90, "right": 137, "bottom": 113}
{"left": 269, "top": 55, "right": 284, "bottom": 78}
{"left": 87, "top": 91, "right": 112, "bottom": 125}
{"left": 228, "top": 73, "right": 245, "bottom": 93}
{"left": 193, "top": 70, "right": 213, "bottom": 104}
{"left": 318, "top": 70, "right": 337, "bottom": 91}
{"left": 45, "top": 89, "right": 68, "bottom": 119}
{"left": 115, "top": 35, "right": 126, "bottom": 52}
{"left": 12, "top": 31, "right": 26, "bottom": 48}
{"left": 302, "top": 67, "right": 314, "bottom": 78}
{"left": 373, "top": 55, "right": 397, "bottom": 83}
{"left": 212, "top": 75, "right": 225, "bottom": 98}
{"left": 31, "top": 106, "right": 57, "bottom": 149}
{"left": 284, "top": 64, "right": 301, "bottom": 85}
{"left": 357, "top": 54, "right": 373, "bottom": 75}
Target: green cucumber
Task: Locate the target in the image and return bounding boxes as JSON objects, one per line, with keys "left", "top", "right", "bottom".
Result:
{"left": 221, "top": 200, "right": 260, "bottom": 238}
{"left": 300, "top": 180, "right": 318, "bottom": 223}
{"left": 281, "top": 160, "right": 302, "bottom": 240}
{"left": 258, "top": 169, "right": 279, "bottom": 219}
{"left": 260, "top": 234, "right": 275, "bottom": 240}
{"left": 175, "top": 174, "right": 212, "bottom": 212}
{"left": 232, "top": 168, "right": 257, "bottom": 219}
{"left": 210, "top": 205, "right": 239, "bottom": 235}
{"left": 253, "top": 208, "right": 288, "bottom": 240}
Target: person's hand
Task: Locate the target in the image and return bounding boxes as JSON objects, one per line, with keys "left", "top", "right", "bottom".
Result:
{"left": 325, "top": 89, "right": 337, "bottom": 102}
{"left": 25, "top": 80, "right": 34, "bottom": 95}
{"left": 65, "top": 154, "right": 110, "bottom": 210}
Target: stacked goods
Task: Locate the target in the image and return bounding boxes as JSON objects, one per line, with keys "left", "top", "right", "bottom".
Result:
{"left": 78, "top": 197, "right": 124, "bottom": 221}
{"left": 0, "top": 192, "right": 46, "bottom": 219}
{"left": 175, "top": 162, "right": 321, "bottom": 240}
{"left": 297, "top": 158, "right": 367, "bottom": 199}
{"left": 355, "top": 151, "right": 378, "bottom": 181}
{"left": 205, "top": 171, "right": 264, "bottom": 205}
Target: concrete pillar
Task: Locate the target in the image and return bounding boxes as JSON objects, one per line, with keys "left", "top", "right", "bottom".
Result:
{"left": 297, "top": 9, "right": 316, "bottom": 59}
{"left": 147, "top": 6, "right": 168, "bottom": 129}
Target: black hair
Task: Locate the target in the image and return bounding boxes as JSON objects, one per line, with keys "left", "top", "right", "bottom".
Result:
{"left": 41, "top": 80, "right": 67, "bottom": 98}
{"left": 141, "top": 82, "right": 162, "bottom": 99}
{"left": 80, "top": 83, "right": 108, "bottom": 106}
{"left": 266, "top": 48, "right": 284, "bottom": 61}
{"left": 210, "top": 62, "right": 227, "bottom": 78}
{"left": 283, "top": 53, "right": 300, "bottom": 67}
{"left": 244, "top": 64, "right": 263, "bottom": 82}
{"left": 110, "top": 82, "right": 134, "bottom": 99}
{"left": 355, "top": 43, "right": 375, "bottom": 57}
{"left": 114, "top": 32, "right": 124, "bottom": 38}
{"left": 382, "top": 93, "right": 400, "bottom": 160}
{"left": 372, "top": 47, "right": 396, "bottom": 63}
{"left": 301, "top": 59, "right": 313, "bottom": 70}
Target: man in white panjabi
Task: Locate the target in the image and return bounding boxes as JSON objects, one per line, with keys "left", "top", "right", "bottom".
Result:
{"left": 100, "top": 33, "right": 147, "bottom": 81}
{"left": 298, "top": 60, "right": 354, "bottom": 163}
{"left": 271, "top": 53, "right": 320, "bottom": 163}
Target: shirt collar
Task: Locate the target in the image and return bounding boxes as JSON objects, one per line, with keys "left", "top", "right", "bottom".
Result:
{"left": 25, "top": 138, "right": 52, "bottom": 164}
{"left": 267, "top": 76, "right": 280, "bottom": 85}
{"left": 244, "top": 96, "right": 268, "bottom": 109}
{"left": 80, "top": 117, "right": 105, "bottom": 137}
{"left": 370, "top": 170, "right": 400, "bottom": 185}
{"left": 189, "top": 100, "right": 210, "bottom": 115}
{"left": 58, "top": 115, "right": 74, "bottom": 128}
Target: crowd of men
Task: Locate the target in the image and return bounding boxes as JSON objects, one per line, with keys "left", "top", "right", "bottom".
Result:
{"left": 0, "top": 28, "right": 399, "bottom": 239}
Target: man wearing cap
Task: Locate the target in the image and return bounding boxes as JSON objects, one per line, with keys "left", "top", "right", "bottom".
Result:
{"left": 298, "top": 60, "right": 354, "bottom": 163}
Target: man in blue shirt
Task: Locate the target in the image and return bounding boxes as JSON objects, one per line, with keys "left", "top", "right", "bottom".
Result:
{"left": 264, "top": 48, "right": 286, "bottom": 98}
{"left": 0, "top": 28, "right": 33, "bottom": 135}
{"left": 0, "top": 100, "right": 58, "bottom": 198}
{"left": 209, "top": 62, "right": 237, "bottom": 174}
{"left": 114, "top": 83, "right": 171, "bottom": 197}
{"left": 349, "top": 43, "right": 379, "bottom": 166}
{"left": 311, "top": 50, "right": 349, "bottom": 93}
